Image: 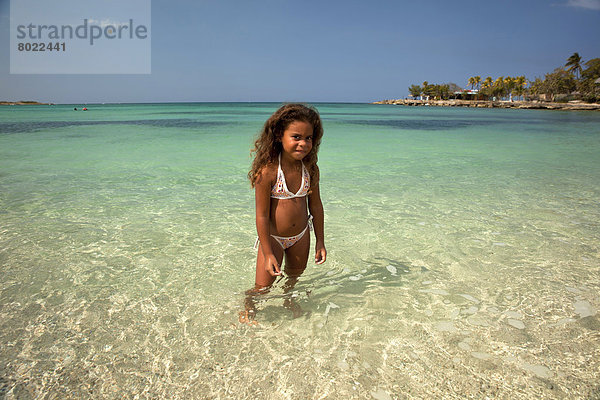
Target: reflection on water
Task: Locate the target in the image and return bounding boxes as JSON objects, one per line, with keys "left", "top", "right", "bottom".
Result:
{"left": 0, "top": 103, "right": 599, "bottom": 398}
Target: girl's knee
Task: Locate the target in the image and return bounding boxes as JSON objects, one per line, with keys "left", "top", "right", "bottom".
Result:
{"left": 284, "top": 266, "right": 306, "bottom": 278}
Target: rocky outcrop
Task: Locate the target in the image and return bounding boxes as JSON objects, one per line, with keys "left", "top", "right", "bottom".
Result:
{"left": 372, "top": 99, "right": 600, "bottom": 111}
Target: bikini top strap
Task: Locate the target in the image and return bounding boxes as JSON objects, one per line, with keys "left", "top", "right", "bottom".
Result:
{"left": 277, "top": 153, "right": 283, "bottom": 176}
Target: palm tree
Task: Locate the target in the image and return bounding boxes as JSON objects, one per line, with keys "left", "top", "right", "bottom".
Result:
{"left": 493, "top": 76, "right": 505, "bottom": 100}
{"left": 468, "top": 77, "right": 476, "bottom": 90}
{"left": 504, "top": 76, "right": 516, "bottom": 101}
{"left": 565, "top": 52, "right": 583, "bottom": 80}
{"left": 474, "top": 76, "right": 481, "bottom": 90}
{"left": 481, "top": 76, "right": 493, "bottom": 99}
{"left": 514, "top": 76, "right": 527, "bottom": 101}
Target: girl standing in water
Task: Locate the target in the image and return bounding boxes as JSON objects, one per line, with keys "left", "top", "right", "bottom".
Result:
{"left": 241, "top": 104, "right": 326, "bottom": 323}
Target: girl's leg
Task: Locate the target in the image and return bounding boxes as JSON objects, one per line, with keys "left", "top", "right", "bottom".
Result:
{"left": 240, "top": 237, "right": 285, "bottom": 324}
{"left": 282, "top": 231, "right": 310, "bottom": 316}
{"left": 255, "top": 236, "right": 284, "bottom": 289}
{"left": 283, "top": 229, "right": 310, "bottom": 280}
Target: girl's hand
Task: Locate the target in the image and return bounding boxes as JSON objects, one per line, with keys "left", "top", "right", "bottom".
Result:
{"left": 315, "top": 245, "right": 327, "bottom": 265}
{"left": 266, "top": 254, "right": 282, "bottom": 276}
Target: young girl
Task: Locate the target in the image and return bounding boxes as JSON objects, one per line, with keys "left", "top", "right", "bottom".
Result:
{"left": 241, "top": 104, "right": 326, "bottom": 323}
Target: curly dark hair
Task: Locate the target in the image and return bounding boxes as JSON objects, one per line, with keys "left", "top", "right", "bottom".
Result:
{"left": 248, "top": 103, "right": 323, "bottom": 187}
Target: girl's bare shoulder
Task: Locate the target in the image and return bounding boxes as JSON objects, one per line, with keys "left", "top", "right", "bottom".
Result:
{"left": 256, "top": 162, "right": 278, "bottom": 186}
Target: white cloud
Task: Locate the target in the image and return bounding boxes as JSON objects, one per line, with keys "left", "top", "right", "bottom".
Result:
{"left": 565, "top": 0, "right": 600, "bottom": 10}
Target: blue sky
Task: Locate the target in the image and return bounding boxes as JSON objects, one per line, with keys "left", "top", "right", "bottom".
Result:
{"left": 1, "top": 0, "right": 599, "bottom": 103}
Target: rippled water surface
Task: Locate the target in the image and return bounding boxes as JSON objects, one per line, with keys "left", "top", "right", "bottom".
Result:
{"left": 1, "top": 103, "right": 599, "bottom": 399}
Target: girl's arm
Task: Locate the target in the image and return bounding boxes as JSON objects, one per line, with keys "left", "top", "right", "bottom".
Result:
{"left": 255, "top": 165, "right": 281, "bottom": 276}
{"left": 308, "top": 166, "right": 327, "bottom": 265}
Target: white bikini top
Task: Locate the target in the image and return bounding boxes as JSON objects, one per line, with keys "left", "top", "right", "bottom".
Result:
{"left": 271, "top": 153, "right": 310, "bottom": 199}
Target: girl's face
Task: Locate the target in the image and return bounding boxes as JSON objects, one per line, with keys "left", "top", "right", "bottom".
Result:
{"left": 280, "top": 120, "right": 313, "bottom": 161}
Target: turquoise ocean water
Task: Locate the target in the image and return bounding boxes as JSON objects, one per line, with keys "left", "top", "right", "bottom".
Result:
{"left": 1, "top": 103, "right": 599, "bottom": 398}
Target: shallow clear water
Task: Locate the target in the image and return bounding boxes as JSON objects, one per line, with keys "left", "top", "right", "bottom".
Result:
{"left": 1, "top": 103, "right": 599, "bottom": 399}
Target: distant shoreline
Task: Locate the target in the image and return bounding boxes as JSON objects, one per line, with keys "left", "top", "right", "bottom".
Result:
{"left": 373, "top": 99, "right": 600, "bottom": 111}
{"left": 1, "top": 101, "right": 53, "bottom": 106}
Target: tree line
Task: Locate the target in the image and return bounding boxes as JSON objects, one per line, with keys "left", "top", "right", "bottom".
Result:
{"left": 408, "top": 53, "right": 600, "bottom": 103}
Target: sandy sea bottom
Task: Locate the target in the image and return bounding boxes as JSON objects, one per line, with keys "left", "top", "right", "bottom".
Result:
{"left": 0, "top": 103, "right": 599, "bottom": 399}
